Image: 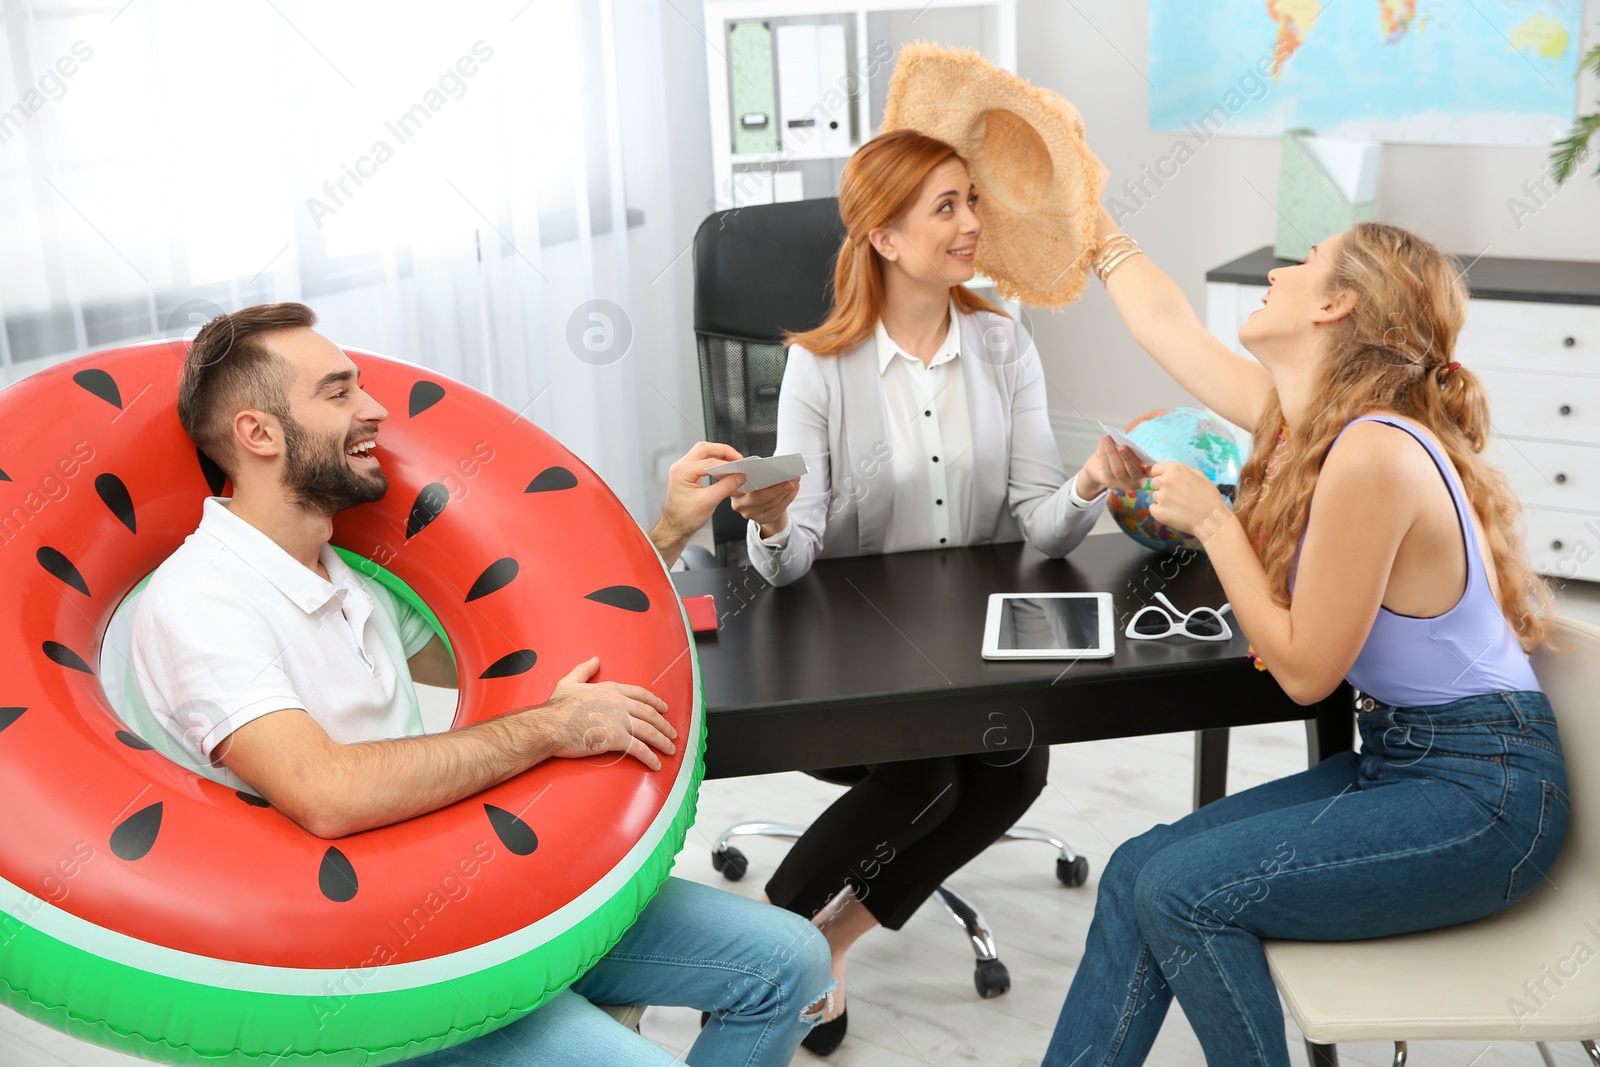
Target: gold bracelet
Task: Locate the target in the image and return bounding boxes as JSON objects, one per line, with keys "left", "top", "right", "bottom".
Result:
{"left": 1094, "top": 249, "right": 1145, "bottom": 279}
{"left": 1092, "top": 233, "right": 1136, "bottom": 266}
{"left": 1096, "top": 246, "right": 1144, "bottom": 282}
{"left": 1092, "top": 234, "right": 1141, "bottom": 281}
{"left": 1096, "top": 245, "right": 1136, "bottom": 277}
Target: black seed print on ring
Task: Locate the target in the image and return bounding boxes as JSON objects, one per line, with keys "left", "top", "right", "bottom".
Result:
{"left": 197, "top": 449, "right": 228, "bottom": 496}
{"left": 480, "top": 650, "right": 538, "bottom": 679}
{"left": 110, "top": 803, "right": 163, "bottom": 861}
{"left": 95, "top": 473, "right": 136, "bottom": 533}
{"left": 466, "top": 558, "right": 519, "bottom": 602}
{"left": 406, "top": 483, "right": 450, "bottom": 539}
{"left": 409, "top": 381, "right": 446, "bottom": 417}
{"left": 73, "top": 368, "right": 122, "bottom": 409}
{"left": 115, "top": 730, "right": 154, "bottom": 751}
{"left": 319, "top": 847, "right": 359, "bottom": 902}
{"left": 585, "top": 586, "right": 649, "bottom": 612}
{"left": 36, "top": 547, "right": 89, "bottom": 596}
{"left": 43, "top": 641, "right": 94, "bottom": 674}
{"left": 525, "top": 467, "right": 578, "bottom": 493}
{"left": 485, "top": 805, "right": 538, "bottom": 856}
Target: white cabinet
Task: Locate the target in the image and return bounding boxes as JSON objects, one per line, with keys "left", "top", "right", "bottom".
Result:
{"left": 1205, "top": 246, "right": 1600, "bottom": 583}
{"left": 1461, "top": 299, "right": 1600, "bottom": 582}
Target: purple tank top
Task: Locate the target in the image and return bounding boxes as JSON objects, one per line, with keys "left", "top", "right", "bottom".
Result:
{"left": 1296, "top": 415, "right": 1540, "bottom": 707}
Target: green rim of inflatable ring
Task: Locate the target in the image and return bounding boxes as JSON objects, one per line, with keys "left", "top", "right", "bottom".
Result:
{"left": 333, "top": 547, "right": 456, "bottom": 663}
{"left": 1, "top": 550, "right": 703, "bottom": 1065}
{"left": 0, "top": 673, "right": 705, "bottom": 1065}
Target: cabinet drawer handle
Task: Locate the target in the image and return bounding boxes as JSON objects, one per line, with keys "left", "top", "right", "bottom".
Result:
{"left": 1554, "top": 473, "right": 1568, "bottom": 484}
{"left": 1563, "top": 336, "right": 1576, "bottom": 348}
{"left": 1559, "top": 405, "right": 1572, "bottom": 416}
{"left": 1552, "top": 539, "right": 1564, "bottom": 551}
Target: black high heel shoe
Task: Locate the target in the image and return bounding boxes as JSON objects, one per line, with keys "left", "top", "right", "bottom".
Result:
{"left": 801, "top": 1009, "right": 848, "bottom": 1056}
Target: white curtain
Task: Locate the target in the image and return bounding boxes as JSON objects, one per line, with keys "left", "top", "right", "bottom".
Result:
{"left": 0, "top": 0, "right": 699, "bottom": 517}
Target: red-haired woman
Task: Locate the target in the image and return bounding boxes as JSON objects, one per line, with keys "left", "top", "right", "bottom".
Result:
{"left": 727, "top": 130, "right": 1141, "bottom": 1055}
{"left": 1041, "top": 212, "right": 1568, "bottom": 1065}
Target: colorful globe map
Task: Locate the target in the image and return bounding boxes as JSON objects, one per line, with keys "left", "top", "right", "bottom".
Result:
{"left": 1148, "top": 0, "right": 1582, "bottom": 146}
{"left": 1108, "top": 407, "right": 1245, "bottom": 553}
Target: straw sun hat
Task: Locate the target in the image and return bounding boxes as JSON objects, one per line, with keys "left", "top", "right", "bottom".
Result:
{"left": 881, "top": 44, "right": 1104, "bottom": 309}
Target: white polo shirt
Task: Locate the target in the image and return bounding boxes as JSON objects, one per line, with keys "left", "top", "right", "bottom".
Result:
{"left": 128, "top": 497, "right": 434, "bottom": 789}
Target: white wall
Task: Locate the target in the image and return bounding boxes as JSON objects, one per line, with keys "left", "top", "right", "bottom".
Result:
{"left": 1015, "top": 0, "right": 1600, "bottom": 438}
{"left": 653, "top": 0, "right": 721, "bottom": 486}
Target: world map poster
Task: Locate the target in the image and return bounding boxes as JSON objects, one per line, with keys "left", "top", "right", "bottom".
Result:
{"left": 1148, "top": 1, "right": 1584, "bottom": 145}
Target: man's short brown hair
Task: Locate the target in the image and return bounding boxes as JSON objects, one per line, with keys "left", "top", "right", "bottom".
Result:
{"left": 177, "top": 303, "right": 316, "bottom": 476}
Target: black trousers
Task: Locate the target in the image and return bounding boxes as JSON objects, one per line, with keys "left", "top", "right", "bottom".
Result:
{"left": 764, "top": 746, "right": 1050, "bottom": 931}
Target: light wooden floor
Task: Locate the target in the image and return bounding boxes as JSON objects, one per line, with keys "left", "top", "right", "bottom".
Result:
{"left": 7, "top": 572, "right": 1598, "bottom": 1067}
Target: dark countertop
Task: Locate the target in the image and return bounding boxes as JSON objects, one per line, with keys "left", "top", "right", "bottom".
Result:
{"left": 1206, "top": 246, "right": 1600, "bottom": 306}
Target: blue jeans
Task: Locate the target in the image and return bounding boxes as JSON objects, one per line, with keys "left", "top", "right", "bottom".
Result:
{"left": 1044, "top": 690, "right": 1569, "bottom": 1067}
{"left": 406, "top": 877, "right": 833, "bottom": 1067}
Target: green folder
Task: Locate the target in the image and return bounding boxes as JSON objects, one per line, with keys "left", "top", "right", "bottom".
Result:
{"left": 729, "top": 21, "right": 778, "bottom": 155}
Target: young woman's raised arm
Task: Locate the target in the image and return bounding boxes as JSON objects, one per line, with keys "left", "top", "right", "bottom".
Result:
{"left": 1095, "top": 208, "right": 1275, "bottom": 431}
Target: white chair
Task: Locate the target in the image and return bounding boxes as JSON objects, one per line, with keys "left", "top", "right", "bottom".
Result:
{"left": 1263, "top": 616, "right": 1600, "bottom": 1067}
{"left": 599, "top": 1004, "right": 647, "bottom": 1031}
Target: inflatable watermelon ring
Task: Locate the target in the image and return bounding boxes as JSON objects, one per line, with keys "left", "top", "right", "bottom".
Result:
{"left": 0, "top": 342, "right": 705, "bottom": 1065}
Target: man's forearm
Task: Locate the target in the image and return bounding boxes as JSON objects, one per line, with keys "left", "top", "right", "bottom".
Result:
{"left": 647, "top": 517, "right": 690, "bottom": 568}
{"left": 306, "top": 711, "right": 563, "bottom": 837}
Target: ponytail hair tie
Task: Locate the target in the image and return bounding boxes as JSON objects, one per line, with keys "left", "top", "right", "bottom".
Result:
{"left": 1439, "top": 361, "right": 1461, "bottom": 380}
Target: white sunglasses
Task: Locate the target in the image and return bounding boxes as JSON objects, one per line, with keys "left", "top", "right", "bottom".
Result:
{"left": 1125, "top": 592, "right": 1234, "bottom": 642}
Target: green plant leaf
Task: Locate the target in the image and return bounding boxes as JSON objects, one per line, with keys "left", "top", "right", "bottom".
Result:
{"left": 1550, "top": 111, "right": 1600, "bottom": 185}
{"left": 1582, "top": 42, "right": 1600, "bottom": 80}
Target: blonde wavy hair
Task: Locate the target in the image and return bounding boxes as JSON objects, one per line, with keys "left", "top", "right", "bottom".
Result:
{"left": 1233, "top": 221, "right": 1553, "bottom": 650}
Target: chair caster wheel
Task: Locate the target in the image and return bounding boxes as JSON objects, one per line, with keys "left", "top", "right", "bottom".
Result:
{"left": 1057, "top": 855, "right": 1089, "bottom": 887}
{"left": 974, "top": 959, "right": 1011, "bottom": 998}
{"left": 711, "top": 846, "right": 748, "bottom": 882}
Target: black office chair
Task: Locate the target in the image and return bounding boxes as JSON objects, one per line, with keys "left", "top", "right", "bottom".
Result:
{"left": 690, "top": 198, "right": 1089, "bottom": 999}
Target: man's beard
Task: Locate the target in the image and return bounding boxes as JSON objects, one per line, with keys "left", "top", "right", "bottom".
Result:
{"left": 280, "top": 412, "right": 388, "bottom": 515}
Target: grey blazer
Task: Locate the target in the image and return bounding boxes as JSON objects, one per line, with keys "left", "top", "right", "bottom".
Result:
{"left": 746, "top": 307, "right": 1105, "bottom": 587}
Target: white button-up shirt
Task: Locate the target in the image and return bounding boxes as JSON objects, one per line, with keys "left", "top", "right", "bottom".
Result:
{"left": 876, "top": 308, "right": 973, "bottom": 552}
{"left": 761, "top": 305, "right": 1103, "bottom": 555}
{"left": 128, "top": 497, "right": 435, "bottom": 788}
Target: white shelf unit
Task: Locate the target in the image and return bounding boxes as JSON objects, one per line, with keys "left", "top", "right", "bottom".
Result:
{"left": 703, "top": 0, "right": 1017, "bottom": 211}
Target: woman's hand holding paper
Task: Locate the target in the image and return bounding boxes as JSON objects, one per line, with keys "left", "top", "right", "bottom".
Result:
{"left": 1078, "top": 435, "right": 1151, "bottom": 498}
{"left": 732, "top": 478, "right": 802, "bottom": 540}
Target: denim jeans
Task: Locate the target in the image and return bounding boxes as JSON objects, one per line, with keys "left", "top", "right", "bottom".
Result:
{"left": 405, "top": 877, "right": 833, "bottom": 1067}
{"left": 1044, "top": 690, "right": 1569, "bottom": 1067}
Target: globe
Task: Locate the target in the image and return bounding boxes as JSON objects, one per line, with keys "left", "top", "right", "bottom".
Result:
{"left": 1106, "top": 406, "right": 1244, "bottom": 552}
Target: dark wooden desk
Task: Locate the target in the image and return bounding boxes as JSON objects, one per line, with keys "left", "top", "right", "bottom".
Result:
{"left": 673, "top": 535, "right": 1354, "bottom": 807}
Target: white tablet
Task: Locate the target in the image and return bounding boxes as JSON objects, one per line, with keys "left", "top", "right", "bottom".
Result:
{"left": 982, "top": 592, "right": 1116, "bottom": 660}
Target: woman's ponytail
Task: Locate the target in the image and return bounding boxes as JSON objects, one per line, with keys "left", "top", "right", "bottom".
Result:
{"left": 1433, "top": 361, "right": 1491, "bottom": 454}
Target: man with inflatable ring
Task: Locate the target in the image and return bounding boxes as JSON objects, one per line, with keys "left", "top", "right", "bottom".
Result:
{"left": 129, "top": 302, "right": 834, "bottom": 1067}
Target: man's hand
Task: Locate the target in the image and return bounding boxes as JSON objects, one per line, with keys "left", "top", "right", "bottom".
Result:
{"left": 731, "top": 478, "right": 801, "bottom": 540}
{"left": 648, "top": 442, "right": 746, "bottom": 566}
{"left": 538, "top": 656, "right": 677, "bottom": 771}
{"left": 215, "top": 661, "right": 678, "bottom": 839}
{"left": 1078, "top": 435, "right": 1151, "bottom": 499}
